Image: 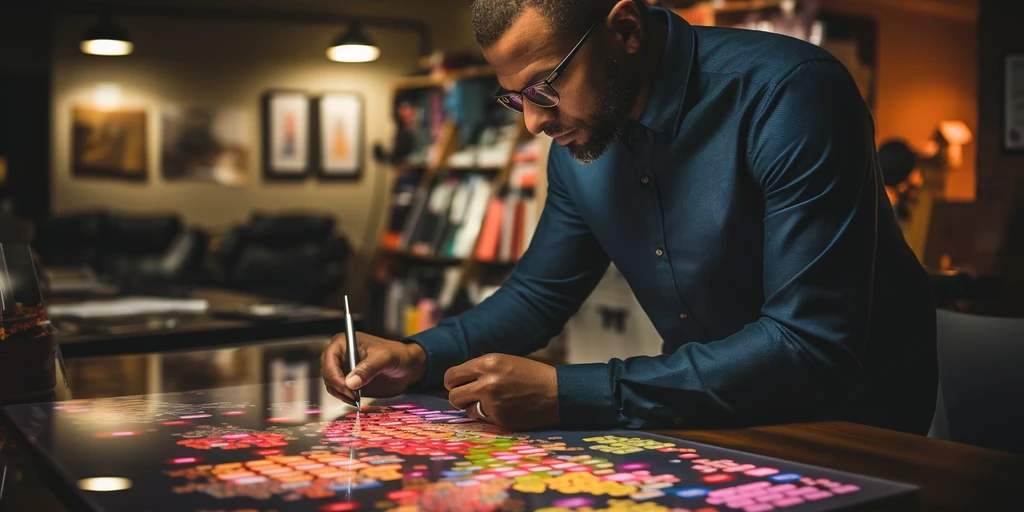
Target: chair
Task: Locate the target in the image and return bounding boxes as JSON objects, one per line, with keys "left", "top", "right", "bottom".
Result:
{"left": 100, "top": 212, "right": 183, "bottom": 274}
{"left": 30, "top": 211, "right": 209, "bottom": 289}
{"left": 929, "top": 309, "right": 1024, "bottom": 453}
{"left": 113, "top": 228, "right": 210, "bottom": 285}
{"left": 212, "top": 212, "right": 351, "bottom": 305}
{"left": 31, "top": 211, "right": 183, "bottom": 274}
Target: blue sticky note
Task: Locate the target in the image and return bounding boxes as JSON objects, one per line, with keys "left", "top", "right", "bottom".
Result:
{"left": 771, "top": 473, "right": 802, "bottom": 482}
{"left": 675, "top": 487, "right": 709, "bottom": 498}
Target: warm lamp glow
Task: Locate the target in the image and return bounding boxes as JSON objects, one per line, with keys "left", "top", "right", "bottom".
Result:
{"left": 327, "top": 44, "right": 380, "bottom": 63}
{"left": 80, "top": 14, "right": 133, "bottom": 56}
{"left": 92, "top": 83, "right": 123, "bottom": 110}
{"left": 78, "top": 477, "right": 133, "bottom": 492}
{"left": 938, "top": 120, "right": 972, "bottom": 146}
{"left": 80, "top": 38, "right": 133, "bottom": 56}
{"left": 936, "top": 120, "right": 973, "bottom": 168}
{"left": 327, "top": 23, "right": 380, "bottom": 63}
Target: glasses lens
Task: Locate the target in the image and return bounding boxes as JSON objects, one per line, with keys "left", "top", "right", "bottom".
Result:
{"left": 496, "top": 93, "right": 524, "bottom": 113}
{"left": 523, "top": 84, "right": 559, "bottom": 107}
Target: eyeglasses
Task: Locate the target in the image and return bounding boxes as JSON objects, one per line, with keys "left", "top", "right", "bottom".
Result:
{"left": 493, "top": 20, "right": 599, "bottom": 114}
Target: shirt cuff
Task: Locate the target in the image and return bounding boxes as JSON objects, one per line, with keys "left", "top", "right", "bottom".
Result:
{"left": 402, "top": 327, "right": 467, "bottom": 391}
{"left": 556, "top": 363, "right": 620, "bottom": 429}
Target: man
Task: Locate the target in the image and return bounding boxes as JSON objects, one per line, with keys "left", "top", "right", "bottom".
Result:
{"left": 322, "top": 0, "right": 937, "bottom": 435}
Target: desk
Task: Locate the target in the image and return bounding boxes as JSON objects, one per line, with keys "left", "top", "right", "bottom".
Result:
{"left": 1, "top": 338, "right": 1021, "bottom": 511}
{"left": 48, "top": 287, "right": 347, "bottom": 358}
{"left": 663, "top": 422, "right": 1022, "bottom": 511}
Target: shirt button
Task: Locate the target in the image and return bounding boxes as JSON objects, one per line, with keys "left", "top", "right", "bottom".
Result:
{"left": 640, "top": 175, "right": 651, "bottom": 184}
{"left": 674, "top": 417, "right": 685, "bottom": 426}
{"left": 679, "top": 313, "right": 688, "bottom": 319}
{"left": 655, "top": 248, "right": 664, "bottom": 256}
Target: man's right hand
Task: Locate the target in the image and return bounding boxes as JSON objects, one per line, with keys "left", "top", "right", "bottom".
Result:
{"left": 320, "top": 331, "right": 428, "bottom": 406}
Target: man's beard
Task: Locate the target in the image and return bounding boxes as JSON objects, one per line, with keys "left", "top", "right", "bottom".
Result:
{"left": 547, "top": 57, "right": 638, "bottom": 165}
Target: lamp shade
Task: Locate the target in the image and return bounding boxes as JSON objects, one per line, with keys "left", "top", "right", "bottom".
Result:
{"left": 327, "top": 23, "right": 380, "bottom": 63}
{"left": 80, "top": 14, "right": 133, "bottom": 56}
{"left": 937, "top": 120, "right": 972, "bottom": 146}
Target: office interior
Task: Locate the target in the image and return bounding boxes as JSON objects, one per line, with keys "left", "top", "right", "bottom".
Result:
{"left": 0, "top": 0, "right": 1022, "bottom": 510}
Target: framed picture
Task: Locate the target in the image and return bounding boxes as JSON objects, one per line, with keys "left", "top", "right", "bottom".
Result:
{"left": 162, "top": 105, "right": 251, "bottom": 186}
{"left": 261, "top": 90, "right": 312, "bottom": 180}
{"left": 314, "top": 91, "right": 363, "bottom": 180}
{"left": 1004, "top": 53, "right": 1024, "bottom": 152}
{"left": 71, "top": 106, "right": 148, "bottom": 181}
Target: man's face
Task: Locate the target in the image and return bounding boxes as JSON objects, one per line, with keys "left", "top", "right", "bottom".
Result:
{"left": 482, "top": 8, "right": 640, "bottom": 164}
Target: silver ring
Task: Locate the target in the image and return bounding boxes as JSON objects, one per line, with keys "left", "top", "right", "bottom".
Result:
{"left": 475, "top": 401, "right": 487, "bottom": 418}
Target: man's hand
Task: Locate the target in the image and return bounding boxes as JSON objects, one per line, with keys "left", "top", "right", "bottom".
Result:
{"left": 320, "top": 331, "right": 427, "bottom": 406}
{"left": 444, "top": 354, "right": 559, "bottom": 431}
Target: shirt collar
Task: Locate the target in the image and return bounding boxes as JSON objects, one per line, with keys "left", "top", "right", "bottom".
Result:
{"left": 636, "top": 6, "right": 696, "bottom": 139}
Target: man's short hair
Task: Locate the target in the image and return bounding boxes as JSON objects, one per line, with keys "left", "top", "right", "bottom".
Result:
{"left": 471, "top": 0, "right": 615, "bottom": 48}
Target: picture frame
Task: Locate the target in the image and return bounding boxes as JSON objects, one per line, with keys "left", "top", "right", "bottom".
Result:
{"left": 71, "top": 106, "right": 148, "bottom": 181}
{"left": 313, "top": 91, "right": 364, "bottom": 180}
{"left": 1004, "top": 53, "right": 1024, "bottom": 153}
{"left": 261, "top": 90, "right": 313, "bottom": 180}
{"left": 162, "top": 104, "right": 252, "bottom": 186}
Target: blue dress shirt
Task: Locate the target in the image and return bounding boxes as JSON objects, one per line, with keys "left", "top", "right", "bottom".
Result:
{"left": 406, "top": 7, "right": 937, "bottom": 435}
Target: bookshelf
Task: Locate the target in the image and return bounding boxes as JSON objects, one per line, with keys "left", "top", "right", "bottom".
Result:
{"left": 367, "top": 68, "right": 545, "bottom": 341}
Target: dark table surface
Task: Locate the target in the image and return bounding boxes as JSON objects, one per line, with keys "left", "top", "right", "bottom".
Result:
{"left": 1, "top": 337, "right": 1021, "bottom": 511}
{"left": 46, "top": 287, "right": 348, "bottom": 358}
{"left": 660, "top": 422, "right": 1022, "bottom": 511}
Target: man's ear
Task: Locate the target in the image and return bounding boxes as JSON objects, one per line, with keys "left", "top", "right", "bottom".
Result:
{"left": 606, "top": 0, "right": 645, "bottom": 54}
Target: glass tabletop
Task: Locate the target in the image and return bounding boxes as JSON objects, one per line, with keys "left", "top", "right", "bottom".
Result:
{"left": 1, "top": 335, "right": 333, "bottom": 511}
{"left": 3, "top": 374, "right": 917, "bottom": 512}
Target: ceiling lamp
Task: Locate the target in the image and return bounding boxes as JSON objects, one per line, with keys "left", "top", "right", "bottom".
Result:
{"left": 80, "top": 14, "right": 133, "bottom": 56}
{"left": 327, "top": 23, "right": 380, "bottom": 63}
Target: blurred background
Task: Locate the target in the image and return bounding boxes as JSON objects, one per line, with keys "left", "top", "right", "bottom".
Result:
{"left": 0, "top": 0, "right": 1021, "bottom": 412}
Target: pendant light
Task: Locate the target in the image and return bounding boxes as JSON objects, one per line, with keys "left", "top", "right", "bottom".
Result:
{"left": 327, "top": 23, "right": 380, "bottom": 63}
{"left": 80, "top": 13, "right": 133, "bottom": 56}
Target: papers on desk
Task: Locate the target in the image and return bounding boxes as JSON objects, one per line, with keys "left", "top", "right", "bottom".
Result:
{"left": 47, "top": 278, "right": 118, "bottom": 295}
{"left": 47, "top": 297, "right": 209, "bottom": 319}
{"left": 44, "top": 265, "right": 117, "bottom": 295}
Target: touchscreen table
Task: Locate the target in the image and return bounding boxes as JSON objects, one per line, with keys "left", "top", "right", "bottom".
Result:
{"left": 1, "top": 379, "right": 916, "bottom": 512}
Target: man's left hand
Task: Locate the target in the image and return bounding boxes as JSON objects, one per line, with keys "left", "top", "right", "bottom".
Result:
{"left": 444, "top": 354, "right": 559, "bottom": 431}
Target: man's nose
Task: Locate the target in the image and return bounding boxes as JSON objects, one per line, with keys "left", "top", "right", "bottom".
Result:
{"left": 523, "top": 101, "right": 556, "bottom": 136}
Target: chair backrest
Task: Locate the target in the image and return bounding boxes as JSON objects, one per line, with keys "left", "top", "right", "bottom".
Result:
{"left": 213, "top": 212, "right": 350, "bottom": 305}
{"left": 932, "top": 309, "right": 1024, "bottom": 453}
{"left": 31, "top": 211, "right": 182, "bottom": 272}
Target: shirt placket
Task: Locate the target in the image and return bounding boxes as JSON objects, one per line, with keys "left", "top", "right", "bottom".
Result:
{"left": 634, "top": 127, "right": 699, "bottom": 345}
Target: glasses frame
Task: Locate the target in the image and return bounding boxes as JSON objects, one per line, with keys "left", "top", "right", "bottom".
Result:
{"left": 493, "top": 20, "right": 600, "bottom": 114}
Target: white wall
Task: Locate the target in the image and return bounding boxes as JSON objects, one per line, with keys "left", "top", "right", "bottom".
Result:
{"left": 50, "top": 0, "right": 477, "bottom": 302}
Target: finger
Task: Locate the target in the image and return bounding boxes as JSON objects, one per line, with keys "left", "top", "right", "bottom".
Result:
{"left": 324, "top": 382, "right": 357, "bottom": 407}
{"left": 346, "top": 345, "right": 395, "bottom": 390}
{"left": 467, "top": 401, "right": 489, "bottom": 421}
{"left": 448, "top": 379, "right": 486, "bottom": 411}
{"left": 321, "top": 334, "right": 350, "bottom": 390}
{"left": 321, "top": 336, "right": 358, "bottom": 403}
{"left": 443, "top": 359, "right": 482, "bottom": 391}
{"left": 322, "top": 372, "right": 358, "bottom": 404}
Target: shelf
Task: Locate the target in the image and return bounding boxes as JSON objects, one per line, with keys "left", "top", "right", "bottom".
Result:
{"left": 393, "top": 65, "right": 497, "bottom": 92}
{"left": 709, "top": 0, "right": 780, "bottom": 13}
{"left": 380, "top": 248, "right": 463, "bottom": 265}
{"left": 442, "top": 166, "right": 503, "bottom": 173}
